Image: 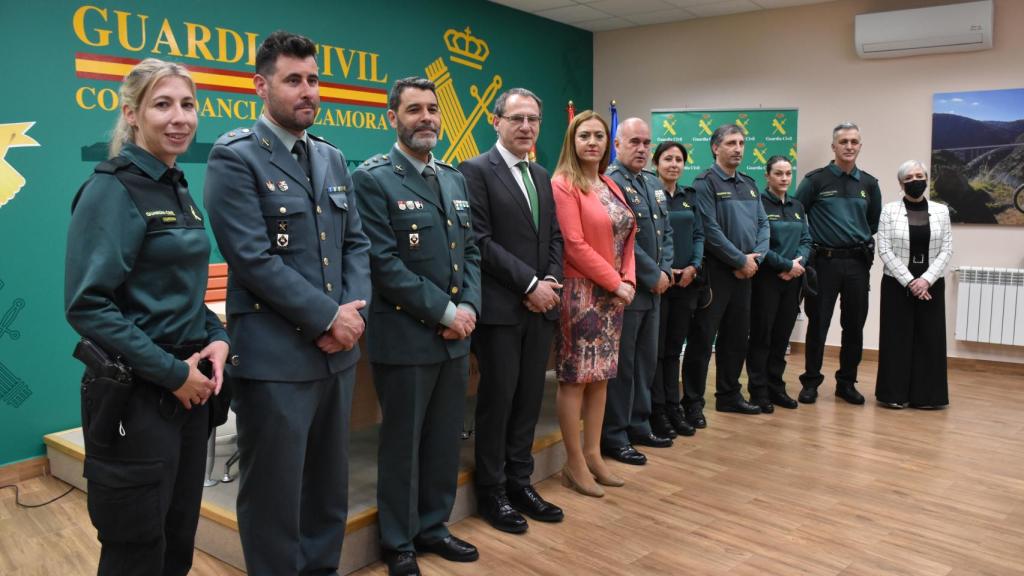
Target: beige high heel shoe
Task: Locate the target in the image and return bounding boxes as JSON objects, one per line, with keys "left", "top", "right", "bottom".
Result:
{"left": 561, "top": 466, "right": 605, "bottom": 498}
{"left": 591, "top": 468, "right": 625, "bottom": 487}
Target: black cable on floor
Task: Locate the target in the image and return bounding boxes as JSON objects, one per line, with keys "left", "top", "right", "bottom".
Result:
{"left": 0, "top": 481, "right": 75, "bottom": 508}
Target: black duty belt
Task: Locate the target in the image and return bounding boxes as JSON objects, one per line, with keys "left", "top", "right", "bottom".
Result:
{"left": 814, "top": 245, "right": 859, "bottom": 258}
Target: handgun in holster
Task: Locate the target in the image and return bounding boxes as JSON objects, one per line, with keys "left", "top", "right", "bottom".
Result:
{"left": 74, "top": 339, "right": 134, "bottom": 448}
{"left": 861, "top": 239, "right": 876, "bottom": 269}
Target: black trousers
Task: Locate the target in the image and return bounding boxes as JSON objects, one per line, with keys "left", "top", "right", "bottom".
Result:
{"left": 653, "top": 286, "right": 699, "bottom": 409}
{"left": 602, "top": 301, "right": 659, "bottom": 448}
{"left": 746, "top": 270, "right": 802, "bottom": 401}
{"left": 472, "top": 313, "right": 554, "bottom": 491}
{"left": 876, "top": 276, "right": 948, "bottom": 406}
{"left": 682, "top": 257, "right": 751, "bottom": 409}
{"left": 234, "top": 370, "right": 354, "bottom": 576}
{"left": 800, "top": 254, "right": 870, "bottom": 390}
{"left": 374, "top": 357, "right": 468, "bottom": 553}
{"left": 83, "top": 383, "right": 209, "bottom": 576}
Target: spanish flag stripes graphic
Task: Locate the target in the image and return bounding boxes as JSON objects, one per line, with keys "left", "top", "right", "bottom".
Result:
{"left": 75, "top": 53, "right": 387, "bottom": 108}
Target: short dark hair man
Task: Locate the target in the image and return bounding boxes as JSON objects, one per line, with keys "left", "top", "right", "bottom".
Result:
{"left": 681, "top": 124, "right": 769, "bottom": 428}
{"left": 204, "top": 30, "right": 371, "bottom": 575}
{"left": 353, "top": 77, "right": 482, "bottom": 576}
{"left": 459, "top": 87, "right": 565, "bottom": 534}
{"left": 795, "top": 122, "right": 881, "bottom": 405}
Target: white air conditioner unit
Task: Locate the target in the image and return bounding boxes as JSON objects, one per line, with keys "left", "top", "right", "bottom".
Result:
{"left": 855, "top": 0, "right": 993, "bottom": 59}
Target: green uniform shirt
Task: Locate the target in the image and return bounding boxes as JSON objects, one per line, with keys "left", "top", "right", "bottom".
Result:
{"left": 795, "top": 162, "right": 881, "bottom": 248}
{"left": 66, "top": 143, "right": 228, "bottom": 390}
{"left": 760, "top": 189, "right": 812, "bottom": 272}
{"left": 664, "top": 183, "right": 704, "bottom": 270}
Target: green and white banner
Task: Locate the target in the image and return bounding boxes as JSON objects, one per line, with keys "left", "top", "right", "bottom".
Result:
{"left": 650, "top": 108, "right": 799, "bottom": 192}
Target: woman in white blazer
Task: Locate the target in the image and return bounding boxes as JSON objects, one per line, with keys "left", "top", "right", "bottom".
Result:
{"left": 875, "top": 160, "right": 952, "bottom": 409}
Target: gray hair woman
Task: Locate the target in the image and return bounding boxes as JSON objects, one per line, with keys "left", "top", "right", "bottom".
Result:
{"left": 875, "top": 160, "right": 952, "bottom": 409}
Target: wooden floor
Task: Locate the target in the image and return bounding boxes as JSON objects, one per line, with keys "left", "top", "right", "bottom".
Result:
{"left": 3, "top": 352, "right": 1023, "bottom": 576}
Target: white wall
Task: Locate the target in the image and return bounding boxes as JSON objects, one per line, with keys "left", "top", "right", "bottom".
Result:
{"left": 595, "top": 0, "right": 1024, "bottom": 363}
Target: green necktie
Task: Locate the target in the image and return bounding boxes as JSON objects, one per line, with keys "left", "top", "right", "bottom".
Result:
{"left": 517, "top": 161, "right": 539, "bottom": 228}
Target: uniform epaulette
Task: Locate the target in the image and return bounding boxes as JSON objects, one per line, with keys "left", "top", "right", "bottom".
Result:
{"left": 215, "top": 128, "right": 255, "bottom": 146}
{"left": 737, "top": 170, "right": 757, "bottom": 183}
{"left": 435, "top": 159, "right": 457, "bottom": 171}
{"left": 693, "top": 168, "right": 713, "bottom": 181}
{"left": 681, "top": 184, "right": 697, "bottom": 194}
{"left": 94, "top": 156, "right": 132, "bottom": 174}
{"left": 804, "top": 166, "right": 827, "bottom": 178}
{"left": 309, "top": 133, "right": 337, "bottom": 150}
{"left": 641, "top": 168, "right": 658, "bottom": 177}
{"left": 607, "top": 164, "right": 622, "bottom": 174}
{"left": 360, "top": 154, "right": 391, "bottom": 170}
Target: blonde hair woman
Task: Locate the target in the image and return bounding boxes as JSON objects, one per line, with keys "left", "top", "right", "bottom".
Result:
{"left": 551, "top": 110, "right": 637, "bottom": 497}
{"left": 65, "top": 58, "right": 229, "bottom": 575}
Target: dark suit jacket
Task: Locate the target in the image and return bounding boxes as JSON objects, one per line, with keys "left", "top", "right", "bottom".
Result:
{"left": 353, "top": 146, "right": 482, "bottom": 365}
{"left": 203, "top": 116, "right": 371, "bottom": 382}
{"left": 460, "top": 146, "right": 563, "bottom": 325}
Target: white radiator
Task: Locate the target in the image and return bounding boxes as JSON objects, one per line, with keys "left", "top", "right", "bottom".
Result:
{"left": 955, "top": 267, "right": 1024, "bottom": 346}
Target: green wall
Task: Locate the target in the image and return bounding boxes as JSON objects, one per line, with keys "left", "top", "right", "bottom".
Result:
{"left": 0, "top": 0, "right": 592, "bottom": 465}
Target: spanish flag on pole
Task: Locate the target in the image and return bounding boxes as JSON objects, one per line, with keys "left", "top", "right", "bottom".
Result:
{"left": 609, "top": 100, "right": 619, "bottom": 162}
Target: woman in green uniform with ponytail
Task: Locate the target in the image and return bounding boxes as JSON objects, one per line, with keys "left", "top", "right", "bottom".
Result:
{"left": 65, "top": 58, "right": 229, "bottom": 576}
{"left": 745, "top": 155, "right": 811, "bottom": 413}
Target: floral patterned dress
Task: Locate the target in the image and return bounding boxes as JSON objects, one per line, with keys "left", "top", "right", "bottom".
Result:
{"left": 556, "top": 179, "right": 636, "bottom": 383}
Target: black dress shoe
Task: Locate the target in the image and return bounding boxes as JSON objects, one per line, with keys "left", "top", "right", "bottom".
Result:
{"left": 667, "top": 406, "right": 696, "bottom": 436}
{"left": 684, "top": 407, "right": 707, "bottom": 429}
{"left": 650, "top": 408, "right": 678, "bottom": 439}
{"left": 715, "top": 398, "right": 761, "bottom": 414}
{"left": 752, "top": 398, "right": 775, "bottom": 414}
{"left": 630, "top": 432, "right": 673, "bottom": 448}
{"left": 601, "top": 444, "right": 647, "bottom": 465}
{"left": 414, "top": 535, "right": 479, "bottom": 562}
{"left": 508, "top": 485, "right": 564, "bottom": 523}
{"left": 836, "top": 384, "right": 865, "bottom": 405}
{"left": 382, "top": 551, "right": 420, "bottom": 576}
{"left": 798, "top": 385, "right": 818, "bottom": 404}
{"left": 477, "top": 490, "right": 528, "bottom": 533}
{"left": 770, "top": 391, "right": 799, "bottom": 409}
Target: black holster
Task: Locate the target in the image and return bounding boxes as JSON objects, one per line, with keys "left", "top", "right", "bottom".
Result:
{"left": 74, "top": 339, "right": 133, "bottom": 448}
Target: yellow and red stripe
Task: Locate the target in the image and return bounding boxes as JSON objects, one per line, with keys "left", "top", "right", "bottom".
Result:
{"left": 75, "top": 52, "right": 387, "bottom": 108}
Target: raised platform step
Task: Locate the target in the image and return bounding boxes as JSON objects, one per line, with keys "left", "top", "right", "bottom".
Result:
{"left": 44, "top": 379, "right": 567, "bottom": 574}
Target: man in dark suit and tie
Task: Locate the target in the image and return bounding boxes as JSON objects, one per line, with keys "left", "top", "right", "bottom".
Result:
{"left": 459, "top": 88, "right": 565, "bottom": 534}
{"left": 203, "top": 31, "right": 371, "bottom": 575}
{"left": 353, "top": 77, "right": 482, "bottom": 576}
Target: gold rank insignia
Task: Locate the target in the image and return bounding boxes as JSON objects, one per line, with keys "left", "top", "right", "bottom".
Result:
{"left": 261, "top": 137, "right": 271, "bottom": 147}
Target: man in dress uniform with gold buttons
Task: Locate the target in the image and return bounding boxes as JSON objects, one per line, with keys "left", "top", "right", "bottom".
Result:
{"left": 203, "top": 31, "right": 371, "bottom": 576}
{"left": 601, "top": 117, "right": 676, "bottom": 466}
{"left": 353, "top": 77, "right": 482, "bottom": 576}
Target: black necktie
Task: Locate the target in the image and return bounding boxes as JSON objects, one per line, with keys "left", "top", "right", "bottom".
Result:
{"left": 422, "top": 165, "right": 441, "bottom": 197}
{"left": 292, "top": 140, "right": 311, "bottom": 181}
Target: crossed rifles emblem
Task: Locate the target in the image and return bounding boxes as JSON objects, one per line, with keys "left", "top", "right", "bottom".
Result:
{"left": 425, "top": 27, "right": 503, "bottom": 165}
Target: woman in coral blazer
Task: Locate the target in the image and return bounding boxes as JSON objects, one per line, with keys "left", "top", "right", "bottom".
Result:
{"left": 551, "top": 110, "right": 636, "bottom": 497}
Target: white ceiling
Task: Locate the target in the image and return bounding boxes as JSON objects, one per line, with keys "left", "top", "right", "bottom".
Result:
{"left": 489, "top": 0, "right": 839, "bottom": 31}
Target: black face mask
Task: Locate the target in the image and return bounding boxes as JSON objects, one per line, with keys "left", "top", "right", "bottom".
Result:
{"left": 904, "top": 179, "right": 927, "bottom": 199}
